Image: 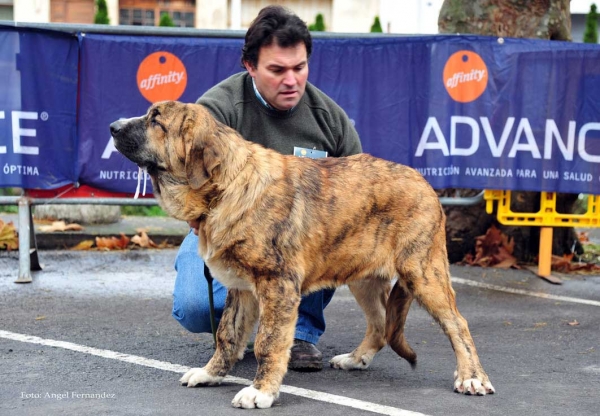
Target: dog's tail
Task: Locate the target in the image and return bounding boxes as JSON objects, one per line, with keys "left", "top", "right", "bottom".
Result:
{"left": 385, "top": 281, "right": 417, "bottom": 368}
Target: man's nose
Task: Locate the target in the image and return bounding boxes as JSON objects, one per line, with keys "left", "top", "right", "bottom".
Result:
{"left": 282, "top": 70, "right": 296, "bottom": 86}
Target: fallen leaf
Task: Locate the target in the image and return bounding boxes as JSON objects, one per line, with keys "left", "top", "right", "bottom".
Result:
{"left": 114, "top": 233, "right": 130, "bottom": 249}
{"left": 71, "top": 240, "right": 95, "bottom": 250}
{"left": 462, "top": 225, "right": 519, "bottom": 268}
{"left": 568, "top": 320, "right": 579, "bottom": 326}
{"left": 95, "top": 237, "right": 109, "bottom": 250}
{"left": 463, "top": 226, "right": 600, "bottom": 273}
{"left": 578, "top": 231, "right": 589, "bottom": 243}
{"left": 131, "top": 231, "right": 157, "bottom": 248}
{"left": 39, "top": 221, "right": 63, "bottom": 232}
{"left": 0, "top": 219, "right": 19, "bottom": 250}
{"left": 95, "top": 233, "right": 130, "bottom": 250}
{"left": 35, "top": 316, "right": 46, "bottom": 321}
{"left": 156, "top": 239, "right": 174, "bottom": 249}
{"left": 39, "top": 221, "right": 84, "bottom": 232}
{"left": 550, "top": 254, "right": 600, "bottom": 273}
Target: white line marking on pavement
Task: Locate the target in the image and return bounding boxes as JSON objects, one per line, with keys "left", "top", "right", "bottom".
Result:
{"left": 0, "top": 330, "right": 429, "bottom": 416}
{"left": 451, "top": 277, "right": 600, "bottom": 307}
{"left": 582, "top": 365, "right": 600, "bottom": 374}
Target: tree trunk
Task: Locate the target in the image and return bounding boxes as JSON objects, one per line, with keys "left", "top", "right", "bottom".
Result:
{"left": 438, "top": 0, "right": 582, "bottom": 262}
{"left": 439, "top": 0, "right": 572, "bottom": 40}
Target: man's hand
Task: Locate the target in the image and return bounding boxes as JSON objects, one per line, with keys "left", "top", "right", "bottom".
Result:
{"left": 188, "top": 219, "right": 200, "bottom": 235}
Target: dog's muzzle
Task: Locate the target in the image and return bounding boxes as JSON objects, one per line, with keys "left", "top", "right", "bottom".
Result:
{"left": 110, "top": 120, "right": 126, "bottom": 137}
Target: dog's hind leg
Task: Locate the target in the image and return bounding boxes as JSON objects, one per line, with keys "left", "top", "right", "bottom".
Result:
{"left": 385, "top": 280, "right": 417, "bottom": 367}
{"left": 232, "top": 277, "right": 301, "bottom": 409}
{"left": 405, "top": 245, "right": 495, "bottom": 395}
{"left": 180, "top": 288, "right": 258, "bottom": 388}
{"left": 330, "top": 279, "right": 390, "bottom": 370}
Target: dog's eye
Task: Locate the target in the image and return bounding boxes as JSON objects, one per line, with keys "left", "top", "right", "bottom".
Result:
{"left": 147, "top": 162, "right": 167, "bottom": 175}
{"left": 150, "top": 118, "right": 167, "bottom": 133}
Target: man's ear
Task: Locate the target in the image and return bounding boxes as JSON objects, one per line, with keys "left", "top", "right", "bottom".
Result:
{"left": 243, "top": 60, "right": 257, "bottom": 77}
{"left": 184, "top": 120, "right": 221, "bottom": 190}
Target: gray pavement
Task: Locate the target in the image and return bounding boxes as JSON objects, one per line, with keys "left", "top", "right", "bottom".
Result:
{"left": 1, "top": 213, "right": 599, "bottom": 416}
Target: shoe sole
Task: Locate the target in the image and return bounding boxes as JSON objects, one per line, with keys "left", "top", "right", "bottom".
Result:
{"left": 288, "top": 362, "right": 323, "bottom": 372}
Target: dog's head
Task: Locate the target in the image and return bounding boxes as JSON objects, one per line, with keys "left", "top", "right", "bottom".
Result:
{"left": 110, "top": 101, "right": 223, "bottom": 192}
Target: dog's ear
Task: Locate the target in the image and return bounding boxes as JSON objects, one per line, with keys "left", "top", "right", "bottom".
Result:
{"left": 183, "top": 115, "right": 221, "bottom": 190}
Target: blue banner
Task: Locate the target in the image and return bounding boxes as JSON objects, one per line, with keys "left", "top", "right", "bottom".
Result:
{"left": 3, "top": 28, "right": 600, "bottom": 194}
{"left": 310, "top": 36, "right": 600, "bottom": 194}
{"left": 78, "top": 34, "right": 243, "bottom": 193}
{"left": 79, "top": 34, "right": 600, "bottom": 195}
{"left": 0, "top": 27, "right": 78, "bottom": 189}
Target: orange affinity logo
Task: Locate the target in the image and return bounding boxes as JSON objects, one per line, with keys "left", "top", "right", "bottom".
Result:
{"left": 137, "top": 51, "right": 187, "bottom": 103}
{"left": 443, "top": 51, "right": 488, "bottom": 103}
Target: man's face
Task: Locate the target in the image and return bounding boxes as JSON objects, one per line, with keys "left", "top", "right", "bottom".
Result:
{"left": 245, "top": 41, "right": 308, "bottom": 111}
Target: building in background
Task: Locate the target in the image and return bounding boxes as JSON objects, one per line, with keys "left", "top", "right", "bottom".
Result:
{"left": 571, "top": 0, "right": 599, "bottom": 41}
{"left": 1, "top": 0, "right": 599, "bottom": 41}
{"left": 0, "top": 0, "right": 14, "bottom": 20}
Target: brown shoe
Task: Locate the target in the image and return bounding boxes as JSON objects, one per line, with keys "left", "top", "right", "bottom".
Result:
{"left": 288, "top": 339, "right": 323, "bottom": 372}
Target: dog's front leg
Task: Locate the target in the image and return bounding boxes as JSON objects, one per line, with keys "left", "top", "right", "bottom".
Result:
{"left": 232, "top": 278, "right": 301, "bottom": 409}
{"left": 180, "top": 288, "right": 258, "bottom": 387}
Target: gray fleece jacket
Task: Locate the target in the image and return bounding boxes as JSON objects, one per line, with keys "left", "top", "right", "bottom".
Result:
{"left": 196, "top": 72, "right": 362, "bottom": 157}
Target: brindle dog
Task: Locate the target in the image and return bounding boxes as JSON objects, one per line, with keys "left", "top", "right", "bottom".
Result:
{"left": 110, "top": 101, "right": 494, "bottom": 409}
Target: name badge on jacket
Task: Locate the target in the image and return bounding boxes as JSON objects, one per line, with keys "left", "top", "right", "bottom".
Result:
{"left": 293, "top": 147, "right": 328, "bottom": 159}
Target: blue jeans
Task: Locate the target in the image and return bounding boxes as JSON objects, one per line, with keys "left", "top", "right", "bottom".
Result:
{"left": 172, "top": 231, "right": 334, "bottom": 344}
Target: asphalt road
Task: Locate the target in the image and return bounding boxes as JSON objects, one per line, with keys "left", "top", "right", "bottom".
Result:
{"left": 1, "top": 248, "right": 599, "bottom": 416}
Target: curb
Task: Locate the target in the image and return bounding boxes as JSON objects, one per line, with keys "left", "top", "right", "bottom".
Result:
{"left": 1, "top": 213, "right": 189, "bottom": 250}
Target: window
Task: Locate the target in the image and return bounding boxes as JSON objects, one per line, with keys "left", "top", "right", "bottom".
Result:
{"left": 183, "top": 12, "right": 194, "bottom": 27}
{"left": 0, "top": 5, "right": 14, "bottom": 21}
{"left": 146, "top": 10, "right": 155, "bottom": 22}
{"left": 159, "top": 10, "right": 194, "bottom": 27}
{"left": 120, "top": 8, "right": 155, "bottom": 26}
{"left": 119, "top": 1, "right": 195, "bottom": 27}
{"left": 119, "top": 8, "right": 129, "bottom": 23}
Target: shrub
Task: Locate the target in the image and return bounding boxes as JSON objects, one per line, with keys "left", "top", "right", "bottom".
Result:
{"left": 371, "top": 16, "right": 383, "bottom": 33}
{"left": 308, "top": 13, "right": 326, "bottom": 31}
{"left": 94, "top": 0, "right": 110, "bottom": 25}
{"left": 584, "top": 4, "right": 598, "bottom": 44}
{"left": 159, "top": 12, "right": 175, "bottom": 27}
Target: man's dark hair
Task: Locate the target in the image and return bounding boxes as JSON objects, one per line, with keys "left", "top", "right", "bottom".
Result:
{"left": 241, "top": 6, "right": 312, "bottom": 68}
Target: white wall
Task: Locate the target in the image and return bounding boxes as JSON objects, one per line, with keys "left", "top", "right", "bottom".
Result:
{"left": 14, "top": 0, "right": 50, "bottom": 23}
{"left": 107, "top": 0, "right": 119, "bottom": 25}
{"left": 379, "top": 0, "right": 443, "bottom": 34}
{"left": 331, "top": 0, "right": 379, "bottom": 32}
{"left": 571, "top": 0, "right": 597, "bottom": 14}
{"left": 196, "top": 0, "right": 228, "bottom": 29}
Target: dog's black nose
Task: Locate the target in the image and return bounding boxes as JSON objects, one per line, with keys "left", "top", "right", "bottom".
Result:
{"left": 109, "top": 121, "right": 121, "bottom": 136}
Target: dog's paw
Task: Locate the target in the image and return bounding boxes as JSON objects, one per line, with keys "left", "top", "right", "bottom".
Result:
{"left": 179, "top": 367, "right": 223, "bottom": 387}
{"left": 453, "top": 371, "right": 495, "bottom": 395}
{"left": 329, "top": 353, "right": 372, "bottom": 370}
{"left": 231, "top": 386, "right": 278, "bottom": 409}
